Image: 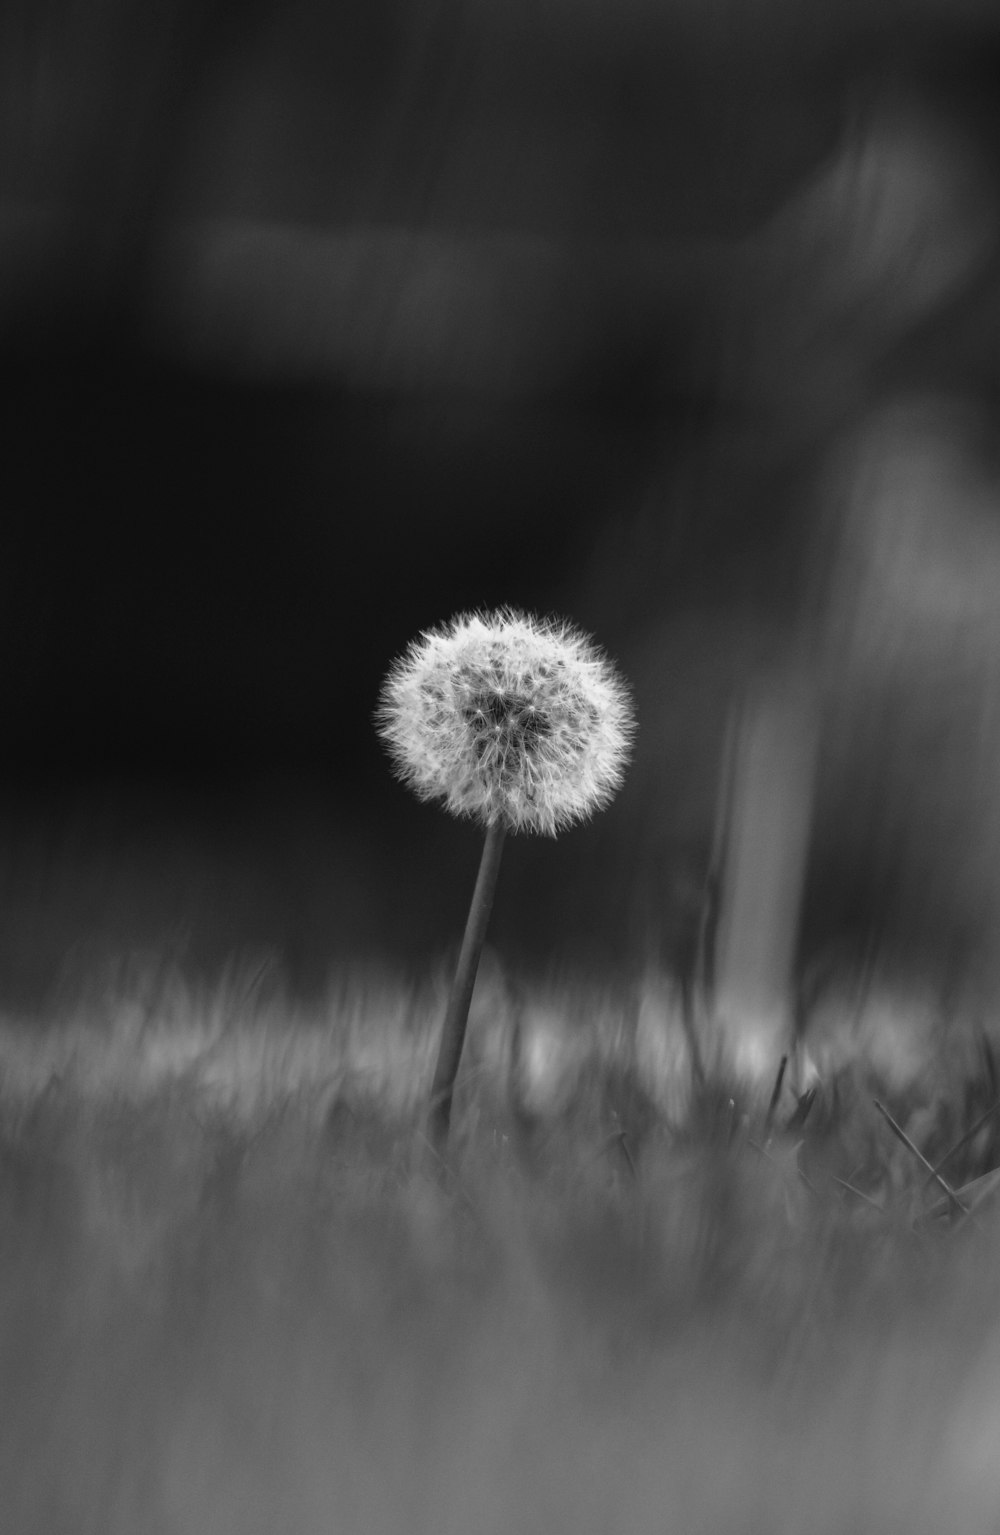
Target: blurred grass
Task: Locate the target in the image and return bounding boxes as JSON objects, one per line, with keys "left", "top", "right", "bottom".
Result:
{"left": 3, "top": 957, "right": 1000, "bottom": 1534}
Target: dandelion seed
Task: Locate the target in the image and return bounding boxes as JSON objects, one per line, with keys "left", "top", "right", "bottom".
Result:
{"left": 375, "top": 608, "right": 636, "bottom": 1151}
{"left": 375, "top": 607, "right": 635, "bottom": 838}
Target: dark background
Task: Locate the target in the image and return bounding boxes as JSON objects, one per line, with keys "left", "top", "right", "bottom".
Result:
{"left": 1, "top": 0, "right": 999, "bottom": 1005}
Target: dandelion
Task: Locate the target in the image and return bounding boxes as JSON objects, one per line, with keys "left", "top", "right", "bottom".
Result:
{"left": 376, "top": 608, "right": 635, "bottom": 1150}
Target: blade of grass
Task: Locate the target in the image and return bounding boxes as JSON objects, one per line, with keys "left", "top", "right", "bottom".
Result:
{"left": 785, "top": 1086, "right": 816, "bottom": 1133}
{"left": 873, "top": 1098, "right": 968, "bottom": 1216}
{"left": 831, "top": 1176, "right": 884, "bottom": 1213}
{"left": 924, "top": 1164, "right": 1000, "bottom": 1221}
{"left": 764, "top": 1054, "right": 787, "bottom": 1133}
{"left": 924, "top": 1098, "right": 1000, "bottom": 1189}
{"left": 614, "top": 1130, "right": 638, "bottom": 1183}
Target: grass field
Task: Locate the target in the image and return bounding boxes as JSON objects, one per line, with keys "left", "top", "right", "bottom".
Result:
{"left": 3, "top": 952, "right": 1000, "bottom": 1535}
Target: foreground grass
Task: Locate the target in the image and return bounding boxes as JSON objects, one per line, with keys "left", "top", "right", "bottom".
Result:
{"left": 3, "top": 958, "right": 1000, "bottom": 1534}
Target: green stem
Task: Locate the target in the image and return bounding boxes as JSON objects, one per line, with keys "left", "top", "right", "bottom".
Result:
{"left": 428, "top": 817, "right": 507, "bottom": 1152}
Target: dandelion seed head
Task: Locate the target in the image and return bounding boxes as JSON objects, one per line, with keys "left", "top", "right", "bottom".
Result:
{"left": 375, "top": 608, "right": 636, "bottom": 835}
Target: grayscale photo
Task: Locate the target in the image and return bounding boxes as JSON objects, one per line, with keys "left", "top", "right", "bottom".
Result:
{"left": 2, "top": 2, "right": 1000, "bottom": 1530}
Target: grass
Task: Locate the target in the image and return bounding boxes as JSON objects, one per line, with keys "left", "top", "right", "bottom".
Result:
{"left": 4, "top": 952, "right": 1000, "bottom": 1534}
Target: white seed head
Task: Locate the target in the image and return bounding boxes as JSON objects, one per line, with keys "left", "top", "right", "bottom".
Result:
{"left": 375, "top": 608, "right": 636, "bottom": 836}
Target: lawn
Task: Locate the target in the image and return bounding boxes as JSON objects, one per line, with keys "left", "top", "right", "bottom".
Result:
{"left": 3, "top": 954, "right": 1000, "bottom": 1535}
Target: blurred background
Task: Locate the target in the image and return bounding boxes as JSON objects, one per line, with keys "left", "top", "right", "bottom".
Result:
{"left": 1, "top": 0, "right": 1000, "bottom": 1007}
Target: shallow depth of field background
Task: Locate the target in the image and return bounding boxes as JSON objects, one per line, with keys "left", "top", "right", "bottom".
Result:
{"left": 4, "top": 2, "right": 1000, "bottom": 1532}
{"left": 0, "top": 0, "right": 998, "bottom": 992}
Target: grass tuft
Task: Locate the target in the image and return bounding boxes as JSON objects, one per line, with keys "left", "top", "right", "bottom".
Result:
{"left": 3, "top": 955, "right": 1000, "bottom": 1532}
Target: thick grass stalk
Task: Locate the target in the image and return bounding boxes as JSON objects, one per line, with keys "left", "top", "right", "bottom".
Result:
{"left": 428, "top": 817, "right": 506, "bottom": 1151}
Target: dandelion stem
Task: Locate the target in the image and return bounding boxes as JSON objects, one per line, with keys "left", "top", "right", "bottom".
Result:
{"left": 429, "top": 817, "right": 507, "bottom": 1151}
